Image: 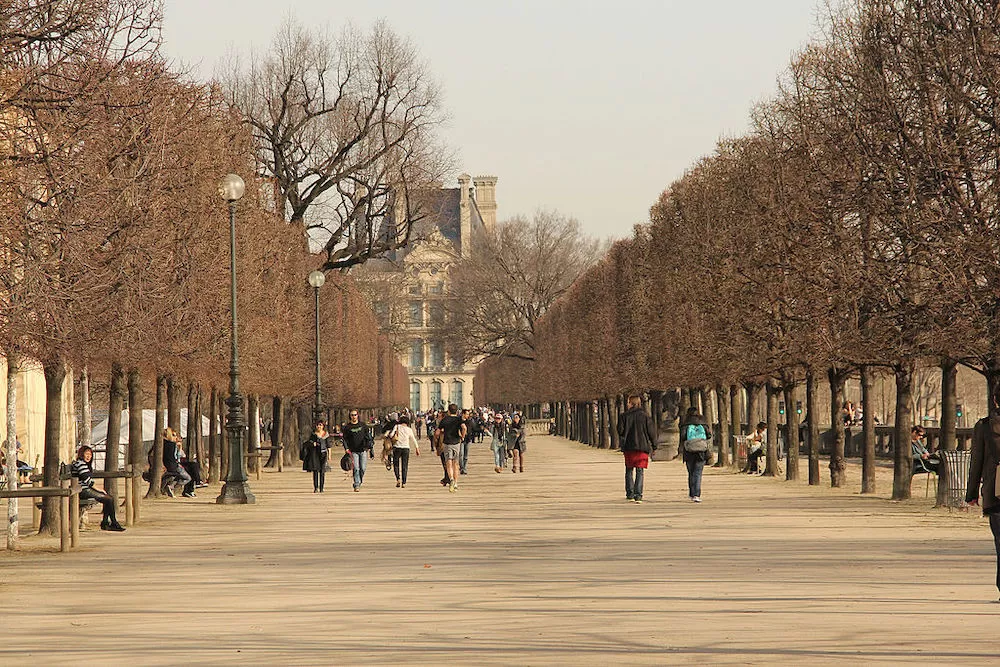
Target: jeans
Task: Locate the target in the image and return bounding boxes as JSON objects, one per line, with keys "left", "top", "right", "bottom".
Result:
{"left": 351, "top": 451, "right": 368, "bottom": 488}
{"left": 460, "top": 441, "right": 471, "bottom": 473}
{"left": 492, "top": 438, "right": 506, "bottom": 468}
{"left": 990, "top": 513, "right": 1000, "bottom": 593}
{"left": 392, "top": 447, "right": 410, "bottom": 484}
{"left": 163, "top": 466, "right": 191, "bottom": 493}
{"left": 80, "top": 486, "right": 117, "bottom": 524}
{"left": 625, "top": 466, "right": 644, "bottom": 500}
{"left": 312, "top": 469, "right": 326, "bottom": 491}
{"left": 686, "top": 456, "right": 705, "bottom": 498}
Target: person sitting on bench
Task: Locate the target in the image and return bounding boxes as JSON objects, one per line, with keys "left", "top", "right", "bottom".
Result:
{"left": 71, "top": 446, "right": 125, "bottom": 532}
{"left": 911, "top": 425, "right": 940, "bottom": 474}
{"left": 161, "top": 428, "right": 191, "bottom": 497}
{"left": 746, "top": 422, "right": 767, "bottom": 474}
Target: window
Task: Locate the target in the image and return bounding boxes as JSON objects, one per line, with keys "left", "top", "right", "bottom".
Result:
{"left": 409, "top": 382, "right": 421, "bottom": 413}
{"left": 408, "top": 301, "right": 423, "bottom": 327}
{"left": 408, "top": 284, "right": 422, "bottom": 295}
{"left": 428, "top": 303, "right": 444, "bottom": 326}
{"left": 450, "top": 380, "right": 464, "bottom": 410}
{"left": 429, "top": 342, "right": 444, "bottom": 367}
{"left": 430, "top": 381, "right": 442, "bottom": 410}
{"left": 409, "top": 339, "right": 424, "bottom": 369}
{"left": 428, "top": 283, "right": 444, "bottom": 295}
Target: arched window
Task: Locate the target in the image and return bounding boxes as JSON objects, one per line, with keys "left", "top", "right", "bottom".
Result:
{"left": 450, "top": 380, "right": 464, "bottom": 410}
{"left": 409, "top": 381, "right": 422, "bottom": 413}
{"left": 430, "top": 381, "right": 443, "bottom": 410}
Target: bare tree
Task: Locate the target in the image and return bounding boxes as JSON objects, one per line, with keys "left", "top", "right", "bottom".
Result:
{"left": 220, "top": 18, "right": 448, "bottom": 271}
{"left": 448, "top": 211, "right": 604, "bottom": 362}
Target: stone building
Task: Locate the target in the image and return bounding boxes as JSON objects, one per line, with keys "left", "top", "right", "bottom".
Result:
{"left": 368, "top": 174, "right": 497, "bottom": 413}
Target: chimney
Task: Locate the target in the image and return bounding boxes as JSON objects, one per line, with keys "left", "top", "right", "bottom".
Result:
{"left": 458, "top": 173, "right": 471, "bottom": 258}
{"left": 472, "top": 175, "right": 498, "bottom": 233}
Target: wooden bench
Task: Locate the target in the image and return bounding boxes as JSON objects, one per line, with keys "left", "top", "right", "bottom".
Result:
{"left": 246, "top": 445, "right": 283, "bottom": 479}
{"left": 0, "top": 478, "right": 81, "bottom": 552}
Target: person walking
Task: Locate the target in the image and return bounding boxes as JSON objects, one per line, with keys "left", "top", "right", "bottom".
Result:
{"left": 341, "top": 410, "right": 373, "bottom": 492}
{"left": 301, "top": 421, "right": 331, "bottom": 493}
{"left": 679, "top": 406, "right": 712, "bottom": 503}
{"left": 71, "top": 446, "right": 125, "bottom": 532}
{"left": 617, "top": 395, "right": 656, "bottom": 503}
{"left": 460, "top": 409, "right": 475, "bottom": 475}
{"left": 438, "top": 404, "right": 466, "bottom": 492}
{"left": 507, "top": 413, "right": 527, "bottom": 473}
{"left": 390, "top": 415, "right": 420, "bottom": 488}
{"left": 490, "top": 412, "right": 508, "bottom": 473}
{"left": 967, "top": 386, "right": 1000, "bottom": 602}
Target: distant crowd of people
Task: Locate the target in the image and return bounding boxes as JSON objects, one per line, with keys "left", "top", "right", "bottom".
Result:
{"left": 298, "top": 403, "right": 528, "bottom": 494}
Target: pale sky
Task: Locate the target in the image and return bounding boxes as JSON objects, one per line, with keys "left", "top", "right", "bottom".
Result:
{"left": 162, "top": 1, "right": 822, "bottom": 239}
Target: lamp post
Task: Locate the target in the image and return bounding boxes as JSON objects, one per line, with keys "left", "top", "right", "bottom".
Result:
{"left": 308, "top": 269, "right": 326, "bottom": 423}
{"left": 216, "top": 173, "right": 255, "bottom": 505}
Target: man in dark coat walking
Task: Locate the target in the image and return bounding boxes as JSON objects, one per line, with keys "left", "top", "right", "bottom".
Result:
{"left": 617, "top": 395, "right": 657, "bottom": 503}
{"left": 967, "top": 384, "right": 1000, "bottom": 601}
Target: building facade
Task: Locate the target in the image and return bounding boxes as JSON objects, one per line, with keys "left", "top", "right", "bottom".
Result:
{"left": 369, "top": 174, "right": 497, "bottom": 414}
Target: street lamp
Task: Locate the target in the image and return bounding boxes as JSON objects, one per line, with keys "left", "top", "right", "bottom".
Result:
{"left": 308, "top": 269, "right": 326, "bottom": 423}
{"left": 216, "top": 173, "right": 255, "bottom": 505}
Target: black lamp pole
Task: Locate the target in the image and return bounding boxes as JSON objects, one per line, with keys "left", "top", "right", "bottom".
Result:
{"left": 217, "top": 174, "right": 255, "bottom": 505}
{"left": 308, "top": 270, "right": 326, "bottom": 424}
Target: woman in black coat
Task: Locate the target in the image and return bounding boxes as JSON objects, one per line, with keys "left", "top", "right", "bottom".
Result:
{"left": 302, "top": 421, "right": 331, "bottom": 493}
{"left": 967, "top": 386, "right": 1000, "bottom": 601}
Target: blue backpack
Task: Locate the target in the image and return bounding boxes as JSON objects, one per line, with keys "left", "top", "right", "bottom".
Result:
{"left": 686, "top": 423, "right": 707, "bottom": 442}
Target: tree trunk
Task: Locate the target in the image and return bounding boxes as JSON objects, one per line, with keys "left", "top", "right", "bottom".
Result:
{"left": 892, "top": 361, "right": 915, "bottom": 501}
{"left": 147, "top": 375, "right": 165, "bottom": 498}
{"left": 247, "top": 394, "right": 260, "bottom": 473}
{"left": 127, "top": 369, "right": 143, "bottom": 523}
{"left": 208, "top": 387, "right": 219, "bottom": 483}
{"left": 39, "top": 359, "right": 66, "bottom": 536}
{"left": 715, "top": 384, "right": 730, "bottom": 467}
{"left": 860, "top": 365, "right": 876, "bottom": 494}
{"left": 936, "top": 358, "right": 958, "bottom": 507}
{"left": 807, "top": 369, "right": 821, "bottom": 485}
{"left": 105, "top": 363, "right": 126, "bottom": 499}
{"left": 186, "top": 382, "right": 196, "bottom": 458}
{"left": 195, "top": 386, "right": 205, "bottom": 464}
{"left": 783, "top": 381, "right": 800, "bottom": 481}
{"left": 167, "top": 376, "right": 181, "bottom": 434}
{"left": 729, "top": 384, "right": 740, "bottom": 466}
{"left": 79, "top": 366, "right": 91, "bottom": 448}
{"left": 828, "top": 368, "right": 847, "bottom": 488}
{"left": 5, "top": 351, "right": 21, "bottom": 549}
{"left": 764, "top": 379, "right": 779, "bottom": 476}
{"left": 609, "top": 396, "right": 620, "bottom": 450}
{"left": 746, "top": 383, "right": 761, "bottom": 428}
{"left": 265, "top": 395, "right": 282, "bottom": 468}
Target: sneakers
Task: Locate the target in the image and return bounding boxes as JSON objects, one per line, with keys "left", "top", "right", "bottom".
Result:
{"left": 101, "top": 522, "right": 126, "bottom": 532}
{"left": 634, "top": 498, "right": 643, "bottom": 504}
{"left": 353, "top": 487, "right": 360, "bottom": 493}
{"left": 182, "top": 491, "right": 196, "bottom": 498}
{"left": 692, "top": 497, "right": 702, "bottom": 503}
{"left": 162, "top": 486, "right": 175, "bottom": 498}
{"left": 449, "top": 482, "right": 457, "bottom": 493}
{"left": 396, "top": 481, "right": 401, "bottom": 488}
{"left": 401, "top": 483, "right": 405, "bottom": 488}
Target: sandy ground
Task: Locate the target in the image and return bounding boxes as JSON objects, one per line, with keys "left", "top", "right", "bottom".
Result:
{"left": 0, "top": 435, "right": 996, "bottom": 666}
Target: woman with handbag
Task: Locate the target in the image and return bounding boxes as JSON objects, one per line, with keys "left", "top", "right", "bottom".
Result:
{"left": 301, "top": 421, "right": 331, "bottom": 493}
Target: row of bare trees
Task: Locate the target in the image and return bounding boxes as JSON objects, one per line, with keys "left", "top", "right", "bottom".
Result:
{"left": 476, "top": 0, "right": 1000, "bottom": 501}
{"left": 0, "top": 2, "right": 410, "bottom": 546}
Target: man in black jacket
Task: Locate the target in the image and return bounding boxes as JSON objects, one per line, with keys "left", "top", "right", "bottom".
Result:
{"left": 341, "top": 410, "right": 374, "bottom": 492}
{"left": 967, "top": 387, "right": 1000, "bottom": 600}
{"left": 616, "top": 395, "right": 656, "bottom": 503}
